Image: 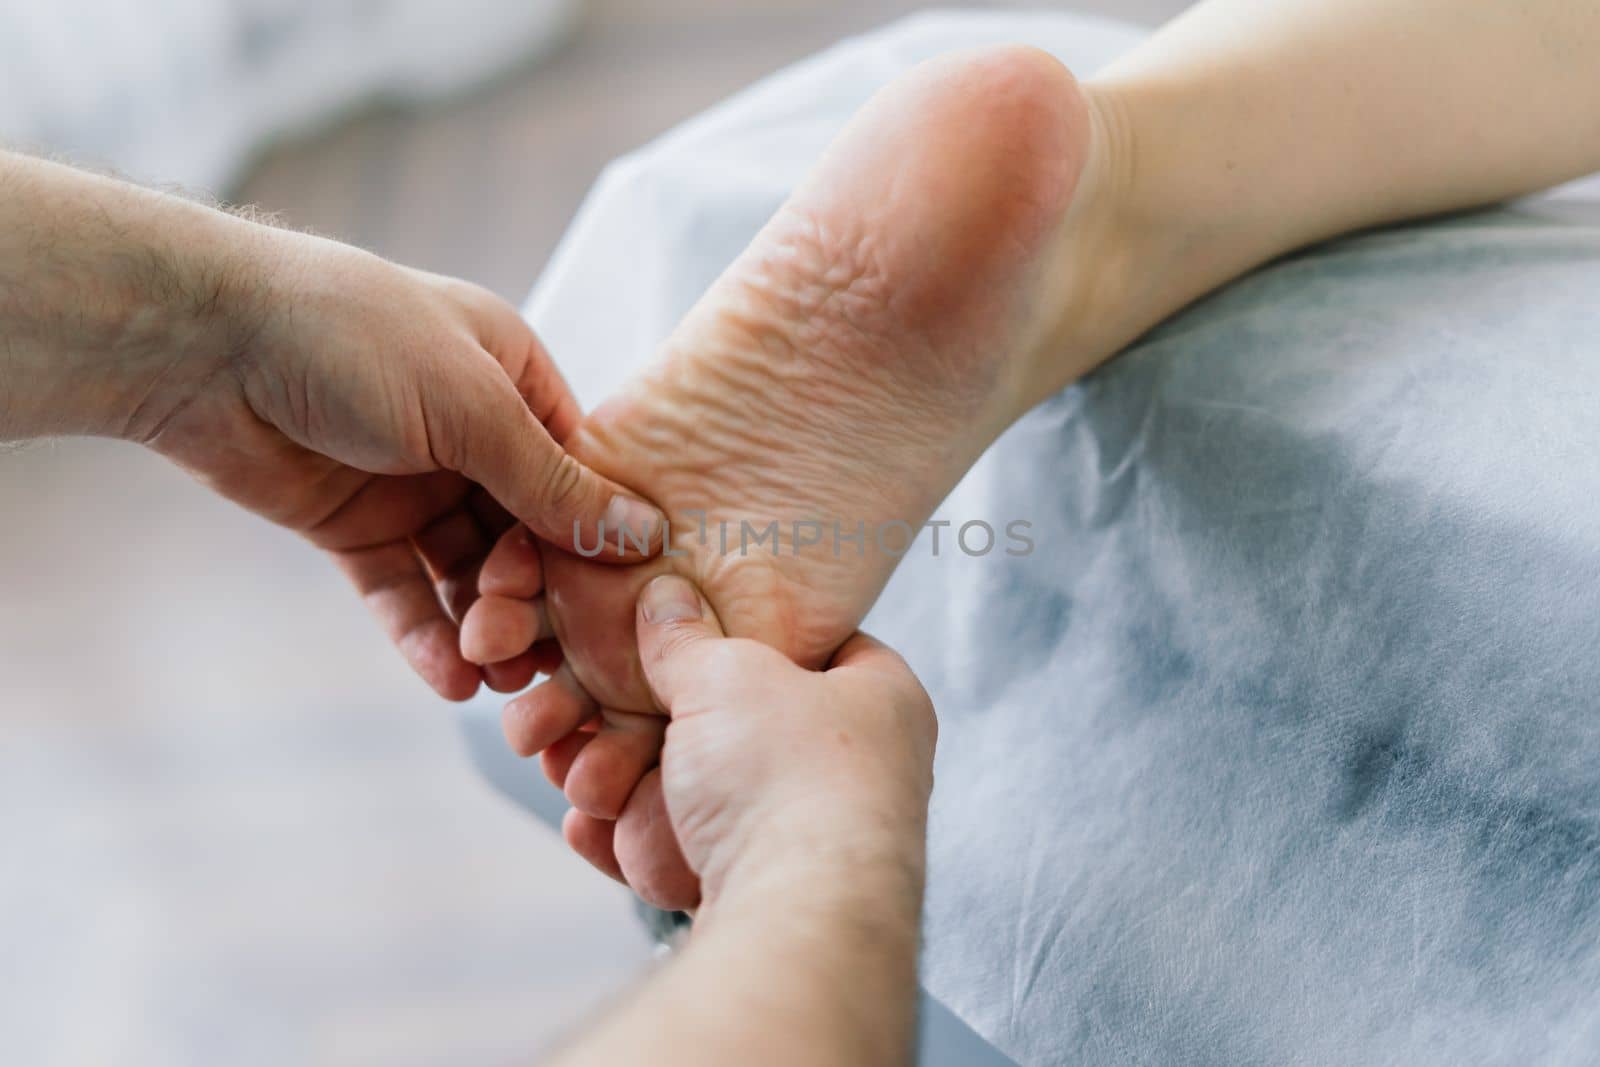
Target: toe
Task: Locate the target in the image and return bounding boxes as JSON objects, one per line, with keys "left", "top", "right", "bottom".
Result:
{"left": 502, "top": 664, "right": 596, "bottom": 756}
{"left": 541, "top": 727, "right": 595, "bottom": 789}
{"left": 564, "top": 710, "right": 667, "bottom": 819}
{"left": 542, "top": 549, "right": 665, "bottom": 711}
{"left": 480, "top": 525, "right": 544, "bottom": 598}
{"left": 460, "top": 594, "right": 550, "bottom": 665}
{"left": 614, "top": 769, "right": 700, "bottom": 911}
{"left": 563, "top": 808, "right": 626, "bottom": 884}
{"left": 483, "top": 649, "right": 541, "bottom": 693}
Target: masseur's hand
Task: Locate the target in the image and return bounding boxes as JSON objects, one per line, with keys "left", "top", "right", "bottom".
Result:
{"left": 0, "top": 152, "right": 662, "bottom": 700}
{"left": 557, "top": 575, "right": 936, "bottom": 912}
{"left": 546, "top": 575, "right": 934, "bottom": 1067}
{"left": 151, "top": 235, "right": 665, "bottom": 698}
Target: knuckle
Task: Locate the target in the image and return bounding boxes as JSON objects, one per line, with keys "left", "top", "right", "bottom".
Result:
{"left": 537, "top": 451, "right": 589, "bottom": 514}
{"left": 651, "top": 623, "right": 702, "bottom": 666}
{"left": 438, "top": 275, "right": 495, "bottom": 312}
{"left": 649, "top": 629, "right": 743, "bottom": 680}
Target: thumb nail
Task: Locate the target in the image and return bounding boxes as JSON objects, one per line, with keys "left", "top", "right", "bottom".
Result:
{"left": 641, "top": 575, "right": 702, "bottom": 624}
{"left": 605, "top": 495, "right": 665, "bottom": 553}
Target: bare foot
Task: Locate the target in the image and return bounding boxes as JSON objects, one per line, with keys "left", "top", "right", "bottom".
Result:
{"left": 463, "top": 44, "right": 1150, "bottom": 906}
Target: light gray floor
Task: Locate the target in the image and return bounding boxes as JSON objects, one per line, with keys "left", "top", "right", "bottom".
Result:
{"left": 0, "top": 3, "right": 1187, "bottom": 1064}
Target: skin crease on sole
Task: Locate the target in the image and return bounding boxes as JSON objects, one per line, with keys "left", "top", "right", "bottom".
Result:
{"left": 461, "top": 45, "right": 1112, "bottom": 908}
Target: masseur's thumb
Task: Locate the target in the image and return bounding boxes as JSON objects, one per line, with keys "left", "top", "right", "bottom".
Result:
{"left": 455, "top": 379, "right": 663, "bottom": 562}
{"left": 636, "top": 575, "right": 733, "bottom": 712}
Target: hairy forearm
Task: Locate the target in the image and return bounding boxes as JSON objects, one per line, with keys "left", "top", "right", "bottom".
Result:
{"left": 0, "top": 151, "right": 268, "bottom": 442}
{"left": 551, "top": 838, "right": 926, "bottom": 1067}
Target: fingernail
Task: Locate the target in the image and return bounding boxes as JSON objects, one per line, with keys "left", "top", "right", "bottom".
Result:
{"left": 605, "top": 495, "right": 664, "bottom": 553}
{"left": 642, "top": 575, "right": 701, "bottom": 624}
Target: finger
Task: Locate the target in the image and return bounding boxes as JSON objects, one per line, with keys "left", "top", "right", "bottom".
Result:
{"left": 634, "top": 574, "right": 736, "bottom": 711}
{"left": 502, "top": 664, "right": 597, "bottom": 757}
{"left": 562, "top": 808, "right": 626, "bottom": 885}
{"left": 437, "top": 370, "right": 664, "bottom": 564}
{"left": 483, "top": 649, "right": 540, "bottom": 694}
{"left": 460, "top": 594, "right": 551, "bottom": 665}
{"left": 564, "top": 709, "right": 667, "bottom": 820}
{"left": 411, "top": 507, "right": 491, "bottom": 623}
{"left": 305, "top": 470, "right": 468, "bottom": 551}
{"left": 541, "top": 728, "right": 595, "bottom": 790}
{"left": 614, "top": 769, "right": 700, "bottom": 911}
{"left": 479, "top": 524, "right": 543, "bottom": 598}
{"left": 333, "top": 540, "right": 481, "bottom": 701}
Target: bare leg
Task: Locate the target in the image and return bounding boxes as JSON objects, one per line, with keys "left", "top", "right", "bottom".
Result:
{"left": 1045, "top": 0, "right": 1600, "bottom": 405}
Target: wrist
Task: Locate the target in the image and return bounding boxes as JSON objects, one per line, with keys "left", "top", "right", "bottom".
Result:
{"left": 697, "top": 816, "right": 926, "bottom": 1056}
{"left": 98, "top": 199, "right": 277, "bottom": 446}
{"left": 700, "top": 799, "right": 928, "bottom": 926}
{"left": 0, "top": 153, "right": 271, "bottom": 442}
{"left": 571, "top": 809, "right": 926, "bottom": 1067}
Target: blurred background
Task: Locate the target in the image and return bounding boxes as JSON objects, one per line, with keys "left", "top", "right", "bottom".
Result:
{"left": 1, "top": 2, "right": 1184, "bottom": 1064}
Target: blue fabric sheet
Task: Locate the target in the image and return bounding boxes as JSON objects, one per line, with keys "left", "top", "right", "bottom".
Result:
{"left": 895, "top": 207, "right": 1600, "bottom": 1064}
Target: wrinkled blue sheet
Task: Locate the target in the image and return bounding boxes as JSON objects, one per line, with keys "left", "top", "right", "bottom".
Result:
{"left": 901, "top": 207, "right": 1600, "bottom": 1065}
{"left": 519, "top": 11, "right": 1600, "bottom": 1064}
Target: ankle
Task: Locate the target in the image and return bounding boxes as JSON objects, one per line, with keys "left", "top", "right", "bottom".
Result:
{"left": 1089, "top": 71, "right": 1306, "bottom": 335}
{"left": 999, "top": 79, "right": 1162, "bottom": 419}
{"left": 1005, "top": 74, "right": 1274, "bottom": 422}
